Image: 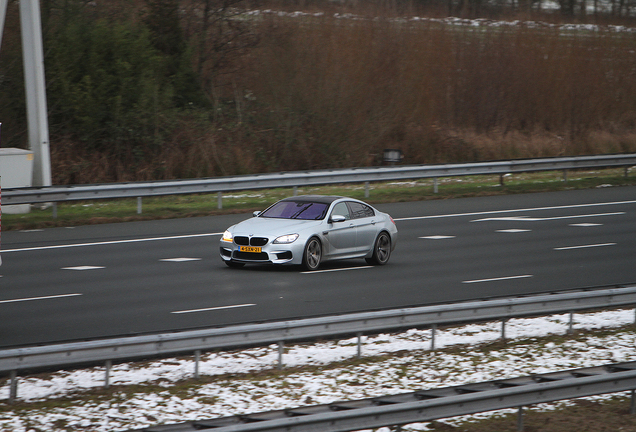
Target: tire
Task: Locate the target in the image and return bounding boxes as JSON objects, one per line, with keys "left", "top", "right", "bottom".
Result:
{"left": 225, "top": 260, "right": 245, "bottom": 268}
{"left": 366, "top": 232, "right": 391, "bottom": 265}
{"left": 302, "top": 237, "right": 322, "bottom": 271}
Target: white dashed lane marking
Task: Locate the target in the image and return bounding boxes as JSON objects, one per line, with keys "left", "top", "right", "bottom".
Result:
{"left": 554, "top": 243, "right": 616, "bottom": 251}
{"left": 496, "top": 229, "right": 531, "bottom": 233}
{"left": 160, "top": 258, "right": 202, "bottom": 262}
{"left": 0, "top": 293, "right": 82, "bottom": 304}
{"left": 172, "top": 304, "right": 256, "bottom": 314}
{"left": 463, "top": 275, "right": 533, "bottom": 284}
{"left": 419, "top": 235, "right": 456, "bottom": 240}
{"left": 62, "top": 266, "right": 105, "bottom": 271}
{"left": 302, "top": 266, "right": 373, "bottom": 274}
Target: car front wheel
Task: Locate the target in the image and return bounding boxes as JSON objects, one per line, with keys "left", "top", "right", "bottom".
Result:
{"left": 366, "top": 232, "right": 391, "bottom": 265}
{"left": 302, "top": 237, "right": 322, "bottom": 271}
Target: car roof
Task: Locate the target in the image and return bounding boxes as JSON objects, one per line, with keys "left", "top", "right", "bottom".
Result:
{"left": 279, "top": 195, "right": 345, "bottom": 205}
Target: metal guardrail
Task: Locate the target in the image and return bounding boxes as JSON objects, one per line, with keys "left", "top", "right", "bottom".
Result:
{"left": 132, "top": 361, "right": 636, "bottom": 432}
{"left": 2, "top": 154, "right": 636, "bottom": 206}
{"left": 2, "top": 285, "right": 636, "bottom": 402}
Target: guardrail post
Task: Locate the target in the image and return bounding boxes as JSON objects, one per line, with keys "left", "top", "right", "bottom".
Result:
{"left": 52, "top": 202, "right": 57, "bottom": 219}
{"left": 217, "top": 192, "right": 223, "bottom": 209}
{"left": 364, "top": 182, "right": 370, "bottom": 198}
{"left": 431, "top": 324, "right": 437, "bottom": 350}
{"left": 502, "top": 318, "right": 507, "bottom": 342}
{"left": 104, "top": 360, "right": 112, "bottom": 388}
{"left": 293, "top": 186, "right": 298, "bottom": 196}
{"left": 194, "top": 350, "right": 201, "bottom": 379}
{"left": 433, "top": 178, "right": 438, "bottom": 194}
{"left": 9, "top": 370, "right": 17, "bottom": 403}
{"left": 631, "top": 389, "right": 635, "bottom": 415}
{"left": 500, "top": 174, "right": 505, "bottom": 186}
{"left": 277, "top": 341, "right": 284, "bottom": 370}
{"left": 563, "top": 169, "right": 568, "bottom": 183}
{"left": 517, "top": 406, "right": 524, "bottom": 431}
{"left": 137, "top": 197, "right": 142, "bottom": 214}
{"left": 356, "top": 332, "right": 363, "bottom": 358}
{"left": 568, "top": 311, "right": 574, "bottom": 334}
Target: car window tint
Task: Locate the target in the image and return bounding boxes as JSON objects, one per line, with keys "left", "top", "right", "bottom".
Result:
{"left": 348, "top": 202, "right": 375, "bottom": 219}
{"left": 260, "top": 201, "right": 329, "bottom": 220}
{"left": 331, "top": 202, "right": 351, "bottom": 220}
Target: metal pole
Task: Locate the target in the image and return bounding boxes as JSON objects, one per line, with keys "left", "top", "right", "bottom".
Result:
{"left": 194, "top": 350, "right": 201, "bottom": 379}
{"left": 104, "top": 360, "right": 112, "bottom": 388}
{"left": 9, "top": 370, "right": 17, "bottom": 403}
{"left": 356, "top": 332, "right": 362, "bottom": 358}
{"left": 433, "top": 178, "right": 438, "bottom": 194}
{"left": 517, "top": 406, "right": 524, "bottom": 431}
{"left": 502, "top": 318, "right": 507, "bottom": 342}
{"left": 277, "top": 341, "right": 284, "bottom": 370}
{"left": 20, "top": 0, "right": 52, "bottom": 187}
{"left": 0, "top": 0, "right": 8, "bottom": 50}
{"left": 364, "top": 182, "right": 370, "bottom": 198}
{"left": 568, "top": 311, "right": 574, "bottom": 334}
{"left": 431, "top": 324, "right": 437, "bottom": 350}
{"left": 137, "top": 197, "right": 142, "bottom": 214}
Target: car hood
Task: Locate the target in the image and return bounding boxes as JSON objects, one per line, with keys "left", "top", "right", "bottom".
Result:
{"left": 231, "top": 217, "right": 323, "bottom": 236}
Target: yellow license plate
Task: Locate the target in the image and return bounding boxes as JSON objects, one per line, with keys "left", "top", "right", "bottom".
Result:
{"left": 239, "top": 246, "right": 262, "bottom": 253}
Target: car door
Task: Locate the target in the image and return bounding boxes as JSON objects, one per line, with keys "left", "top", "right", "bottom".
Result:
{"left": 324, "top": 202, "right": 357, "bottom": 257}
{"left": 347, "top": 201, "right": 378, "bottom": 253}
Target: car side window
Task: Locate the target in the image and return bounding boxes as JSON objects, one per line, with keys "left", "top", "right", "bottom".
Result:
{"left": 331, "top": 202, "right": 351, "bottom": 220}
{"left": 348, "top": 202, "right": 375, "bottom": 219}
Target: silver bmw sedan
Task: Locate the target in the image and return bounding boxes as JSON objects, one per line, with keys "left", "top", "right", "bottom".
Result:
{"left": 220, "top": 195, "right": 398, "bottom": 270}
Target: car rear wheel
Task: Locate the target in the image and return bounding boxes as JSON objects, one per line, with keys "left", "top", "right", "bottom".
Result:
{"left": 302, "top": 237, "right": 322, "bottom": 271}
{"left": 366, "top": 232, "right": 391, "bottom": 265}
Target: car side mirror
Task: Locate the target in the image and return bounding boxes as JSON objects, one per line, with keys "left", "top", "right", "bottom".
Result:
{"left": 253, "top": 211, "right": 262, "bottom": 217}
{"left": 330, "top": 215, "right": 346, "bottom": 223}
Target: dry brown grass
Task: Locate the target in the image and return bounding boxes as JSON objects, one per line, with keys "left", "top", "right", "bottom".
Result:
{"left": 46, "top": 5, "right": 636, "bottom": 184}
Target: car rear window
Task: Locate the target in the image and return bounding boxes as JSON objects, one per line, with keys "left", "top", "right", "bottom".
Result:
{"left": 260, "top": 201, "right": 329, "bottom": 220}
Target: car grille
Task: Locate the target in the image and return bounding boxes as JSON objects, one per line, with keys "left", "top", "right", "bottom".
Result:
{"left": 233, "top": 251, "right": 269, "bottom": 261}
{"left": 234, "top": 236, "right": 269, "bottom": 246}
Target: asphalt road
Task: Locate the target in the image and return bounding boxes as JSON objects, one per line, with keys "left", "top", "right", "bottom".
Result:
{"left": 1, "top": 186, "right": 635, "bottom": 348}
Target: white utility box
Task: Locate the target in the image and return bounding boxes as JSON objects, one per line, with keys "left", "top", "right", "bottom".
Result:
{"left": 0, "top": 148, "right": 35, "bottom": 214}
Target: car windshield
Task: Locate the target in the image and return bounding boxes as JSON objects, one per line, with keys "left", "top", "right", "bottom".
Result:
{"left": 259, "top": 201, "right": 329, "bottom": 220}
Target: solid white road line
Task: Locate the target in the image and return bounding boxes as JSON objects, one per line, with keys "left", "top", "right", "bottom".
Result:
{"left": 395, "top": 200, "right": 636, "bottom": 222}
{"left": 303, "top": 266, "right": 373, "bottom": 274}
{"left": 172, "top": 303, "right": 256, "bottom": 314}
{"left": 2, "top": 233, "right": 222, "bottom": 253}
{"left": 463, "top": 275, "right": 533, "bottom": 284}
{"left": 471, "top": 212, "right": 625, "bottom": 223}
{"left": 0, "top": 293, "right": 83, "bottom": 304}
{"left": 554, "top": 243, "right": 616, "bottom": 251}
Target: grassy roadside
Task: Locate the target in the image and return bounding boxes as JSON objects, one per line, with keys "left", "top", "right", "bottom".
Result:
{"left": 3, "top": 168, "right": 636, "bottom": 231}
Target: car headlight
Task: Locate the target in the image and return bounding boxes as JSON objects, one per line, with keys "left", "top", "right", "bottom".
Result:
{"left": 221, "top": 230, "right": 234, "bottom": 243}
{"left": 273, "top": 234, "right": 299, "bottom": 244}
